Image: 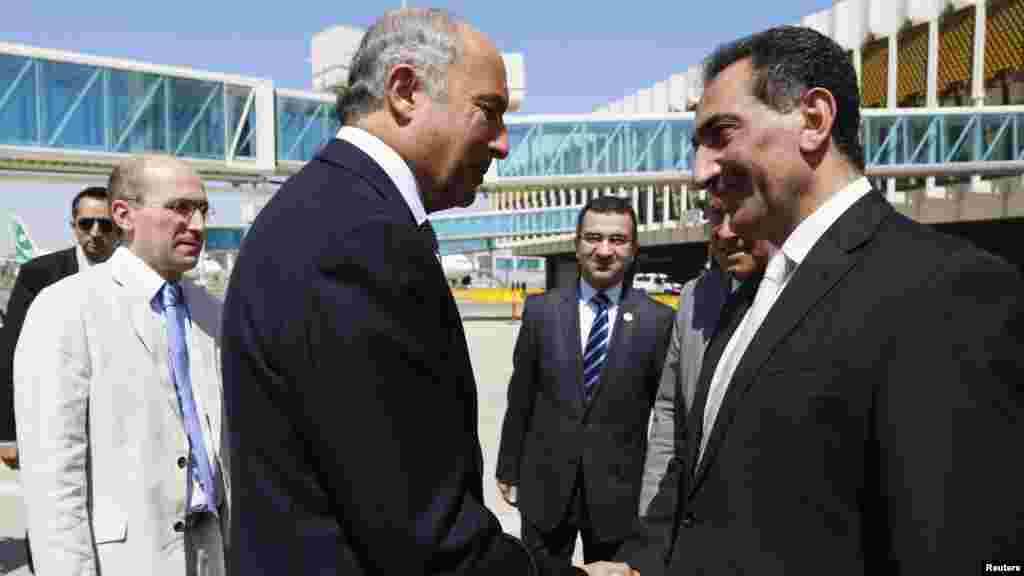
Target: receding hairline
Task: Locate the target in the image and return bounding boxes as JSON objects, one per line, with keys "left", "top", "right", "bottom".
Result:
{"left": 108, "top": 155, "right": 202, "bottom": 202}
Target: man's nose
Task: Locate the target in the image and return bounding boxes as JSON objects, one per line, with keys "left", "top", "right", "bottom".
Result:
{"left": 719, "top": 213, "right": 738, "bottom": 240}
{"left": 187, "top": 207, "right": 207, "bottom": 232}
{"left": 694, "top": 146, "right": 721, "bottom": 193}
{"left": 490, "top": 127, "right": 509, "bottom": 159}
{"left": 594, "top": 240, "right": 615, "bottom": 256}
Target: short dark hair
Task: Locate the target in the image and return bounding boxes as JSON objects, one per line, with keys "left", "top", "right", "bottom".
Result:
{"left": 703, "top": 25, "right": 865, "bottom": 171}
{"left": 71, "top": 186, "right": 109, "bottom": 218}
{"left": 575, "top": 195, "right": 639, "bottom": 245}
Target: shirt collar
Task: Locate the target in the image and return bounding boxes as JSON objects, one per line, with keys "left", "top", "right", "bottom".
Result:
{"left": 779, "top": 176, "right": 872, "bottom": 268}
{"left": 336, "top": 126, "right": 427, "bottom": 227}
{"left": 111, "top": 246, "right": 178, "bottom": 308}
{"left": 579, "top": 278, "right": 623, "bottom": 306}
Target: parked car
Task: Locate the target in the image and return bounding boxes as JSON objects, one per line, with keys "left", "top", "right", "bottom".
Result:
{"left": 633, "top": 273, "right": 680, "bottom": 295}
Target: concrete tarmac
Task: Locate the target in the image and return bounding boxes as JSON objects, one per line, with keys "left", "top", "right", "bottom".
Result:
{"left": 0, "top": 305, "right": 568, "bottom": 571}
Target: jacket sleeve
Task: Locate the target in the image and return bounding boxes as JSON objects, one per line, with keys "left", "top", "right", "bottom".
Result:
{"left": 638, "top": 302, "right": 680, "bottom": 518}
{"left": 495, "top": 294, "right": 541, "bottom": 485}
{"left": 878, "top": 250, "right": 1024, "bottom": 572}
{"left": 14, "top": 283, "right": 98, "bottom": 575}
{"left": 2, "top": 262, "right": 48, "bottom": 440}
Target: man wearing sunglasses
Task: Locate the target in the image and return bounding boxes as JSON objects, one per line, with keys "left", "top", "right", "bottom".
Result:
{"left": 14, "top": 155, "right": 228, "bottom": 575}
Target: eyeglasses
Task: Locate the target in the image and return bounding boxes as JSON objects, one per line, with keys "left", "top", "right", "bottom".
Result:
{"left": 76, "top": 217, "right": 115, "bottom": 234}
{"left": 135, "top": 198, "right": 212, "bottom": 220}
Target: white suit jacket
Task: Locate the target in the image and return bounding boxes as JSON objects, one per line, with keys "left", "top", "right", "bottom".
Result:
{"left": 14, "top": 247, "right": 230, "bottom": 576}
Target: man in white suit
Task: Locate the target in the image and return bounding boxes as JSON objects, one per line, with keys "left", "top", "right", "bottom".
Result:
{"left": 14, "top": 155, "right": 228, "bottom": 575}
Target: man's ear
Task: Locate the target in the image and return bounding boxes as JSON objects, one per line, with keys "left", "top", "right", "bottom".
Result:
{"left": 384, "top": 64, "right": 421, "bottom": 124}
{"left": 110, "top": 199, "right": 133, "bottom": 234}
{"left": 799, "top": 87, "right": 837, "bottom": 155}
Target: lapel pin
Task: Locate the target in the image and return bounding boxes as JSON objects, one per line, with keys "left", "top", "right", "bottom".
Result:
{"left": 623, "top": 312, "right": 634, "bottom": 323}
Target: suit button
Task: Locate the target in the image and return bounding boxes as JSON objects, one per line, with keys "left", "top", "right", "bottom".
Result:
{"left": 177, "top": 456, "right": 188, "bottom": 469}
{"left": 681, "top": 513, "right": 697, "bottom": 528}
{"left": 173, "top": 521, "right": 185, "bottom": 533}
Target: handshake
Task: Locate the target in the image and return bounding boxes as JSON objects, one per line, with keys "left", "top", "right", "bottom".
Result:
{"left": 497, "top": 481, "right": 641, "bottom": 576}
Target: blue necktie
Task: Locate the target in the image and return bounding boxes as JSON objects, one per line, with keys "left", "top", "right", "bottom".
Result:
{"left": 582, "top": 292, "right": 612, "bottom": 401}
{"left": 161, "top": 282, "right": 216, "bottom": 512}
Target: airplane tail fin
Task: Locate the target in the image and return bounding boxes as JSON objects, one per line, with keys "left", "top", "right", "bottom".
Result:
{"left": 6, "top": 212, "right": 38, "bottom": 265}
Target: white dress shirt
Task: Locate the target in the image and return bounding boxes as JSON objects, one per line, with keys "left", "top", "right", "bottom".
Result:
{"left": 578, "top": 280, "right": 623, "bottom": 353}
{"left": 699, "top": 177, "right": 874, "bottom": 461}
{"left": 337, "top": 126, "right": 427, "bottom": 228}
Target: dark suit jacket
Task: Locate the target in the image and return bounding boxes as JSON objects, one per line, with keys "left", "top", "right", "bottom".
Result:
{"left": 1, "top": 247, "right": 77, "bottom": 440}
{"left": 496, "top": 284, "right": 674, "bottom": 542}
{"left": 221, "top": 138, "right": 578, "bottom": 575}
{"left": 662, "top": 190, "right": 1023, "bottom": 574}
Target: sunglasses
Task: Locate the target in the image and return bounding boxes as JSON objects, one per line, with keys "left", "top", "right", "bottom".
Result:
{"left": 76, "top": 217, "right": 115, "bottom": 234}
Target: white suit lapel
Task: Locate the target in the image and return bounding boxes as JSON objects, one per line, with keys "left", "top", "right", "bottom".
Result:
{"left": 111, "top": 254, "right": 181, "bottom": 422}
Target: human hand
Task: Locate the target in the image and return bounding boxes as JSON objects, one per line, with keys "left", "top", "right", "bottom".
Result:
{"left": 496, "top": 480, "right": 517, "bottom": 506}
{"left": 579, "top": 561, "right": 639, "bottom": 576}
{"left": 0, "top": 445, "right": 18, "bottom": 470}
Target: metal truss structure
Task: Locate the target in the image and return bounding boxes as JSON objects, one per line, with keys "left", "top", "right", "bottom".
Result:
{"left": 1, "top": 42, "right": 1022, "bottom": 248}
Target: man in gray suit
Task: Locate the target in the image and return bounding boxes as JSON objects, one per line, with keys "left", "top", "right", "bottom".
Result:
{"left": 15, "top": 155, "right": 228, "bottom": 575}
{"left": 638, "top": 206, "right": 770, "bottom": 522}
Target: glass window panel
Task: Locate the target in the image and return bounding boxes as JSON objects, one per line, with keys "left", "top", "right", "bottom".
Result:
{"left": 169, "top": 78, "right": 224, "bottom": 160}
{"left": 109, "top": 69, "right": 167, "bottom": 153}
{"left": 981, "top": 114, "right": 1013, "bottom": 162}
{"left": 42, "top": 60, "right": 104, "bottom": 149}
{"left": 943, "top": 114, "right": 975, "bottom": 162}
{"left": 205, "top": 227, "right": 245, "bottom": 251}
{"left": 0, "top": 55, "right": 38, "bottom": 145}
{"left": 226, "top": 85, "right": 255, "bottom": 159}
{"left": 277, "top": 96, "right": 329, "bottom": 162}
{"left": 906, "top": 116, "right": 938, "bottom": 164}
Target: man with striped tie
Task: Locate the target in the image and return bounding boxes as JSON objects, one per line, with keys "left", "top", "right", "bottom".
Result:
{"left": 497, "top": 195, "right": 674, "bottom": 571}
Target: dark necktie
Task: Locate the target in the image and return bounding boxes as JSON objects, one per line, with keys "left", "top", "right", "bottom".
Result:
{"left": 582, "top": 291, "right": 612, "bottom": 402}
{"left": 419, "top": 220, "right": 439, "bottom": 254}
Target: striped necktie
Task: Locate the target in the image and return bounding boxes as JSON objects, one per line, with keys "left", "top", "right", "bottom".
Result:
{"left": 582, "top": 291, "right": 612, "bottom": 401}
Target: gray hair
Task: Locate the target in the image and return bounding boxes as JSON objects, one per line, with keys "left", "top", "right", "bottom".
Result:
{"left": 338, "top": 8, "right": 461, "bottom": 124}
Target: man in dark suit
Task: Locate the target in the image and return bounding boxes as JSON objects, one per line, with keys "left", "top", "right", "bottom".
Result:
{"left": 496, "top": 195, "right": 674, "bottom": 568}
{"left": 656, "top": 25, "right": 1023, "bottom": 574}
{"left": 221, "top": 8, "right": 637, "bottom": 576}
{"left": 1, "top": 185, "right": 116, "bottom": 467}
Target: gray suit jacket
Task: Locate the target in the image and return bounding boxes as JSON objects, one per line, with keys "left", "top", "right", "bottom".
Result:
{"left": 14, "top": 247, "right": 229, "bottom": 576}
{"left": 638, "top": 265, "right": 732, "bottom": 519}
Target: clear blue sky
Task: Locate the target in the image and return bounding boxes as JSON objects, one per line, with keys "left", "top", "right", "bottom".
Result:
{"left": 1, "top": 0, "right": 834, "bottom": 253}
